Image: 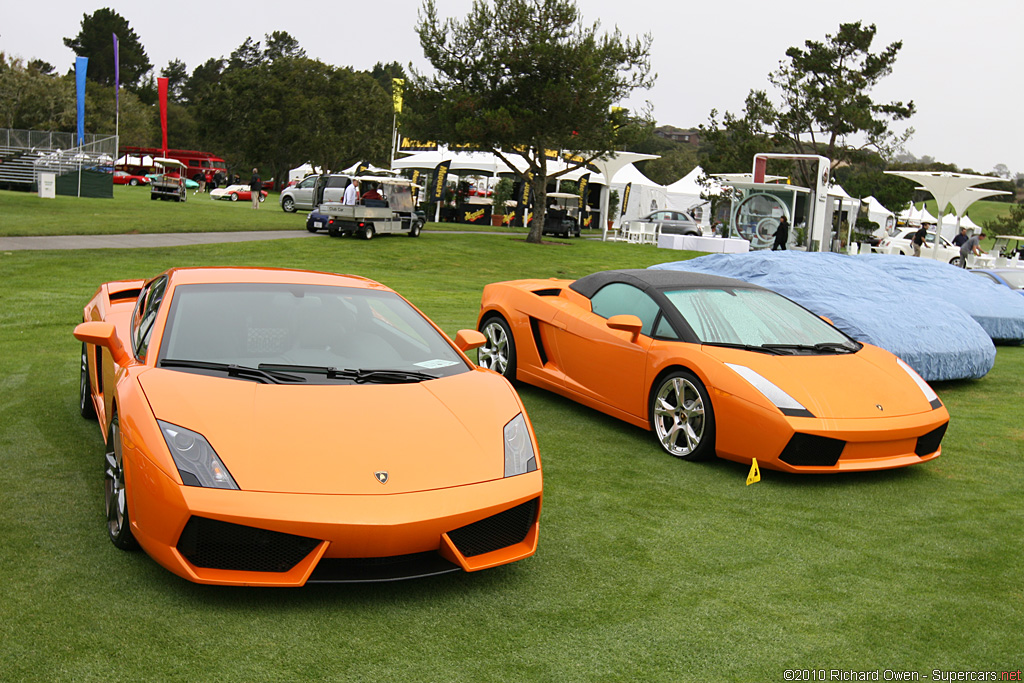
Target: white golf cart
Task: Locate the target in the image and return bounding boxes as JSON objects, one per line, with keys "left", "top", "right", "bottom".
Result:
{"left": 540, "top": 193, "right": 581, "bottom": 238}
{"left": 149, "top": 157, "right": 188, "bottom": 202}
{"left": 318, "top": 175, "right": 423, "bottom": 239}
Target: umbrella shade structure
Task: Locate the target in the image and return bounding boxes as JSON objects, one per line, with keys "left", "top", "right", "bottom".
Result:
{"left": 650, "top": 251, "right": 998, "bottom": 381}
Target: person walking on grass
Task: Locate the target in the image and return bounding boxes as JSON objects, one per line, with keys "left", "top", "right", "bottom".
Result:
{"left": 249, "top": 168, "right": 262, "bottom": 209}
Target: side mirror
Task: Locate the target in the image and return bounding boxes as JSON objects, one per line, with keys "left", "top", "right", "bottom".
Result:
{"left": 819, "top": 315, "right": 834, "bottom": 326}
{"left": 454, "top": 329, "right": 486, "bottom": 353}
{"left": 607, "top": 314, "right": 643, "bottom": 343}
{"left": 74, "top": 321, "right": 131, "bottom": 367}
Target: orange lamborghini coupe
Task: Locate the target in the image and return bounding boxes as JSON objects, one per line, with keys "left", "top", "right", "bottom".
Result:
{"left": 74, "top": 267, "right": 541, "bottom": 586}
{"left": 476, "top": 269, "right": 949, "bottom": 473}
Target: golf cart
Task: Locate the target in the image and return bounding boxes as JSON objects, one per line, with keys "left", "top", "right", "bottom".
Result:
{"left": 541, "top": 193, "right": 581, "bottom": 237}
{"left": 149, "top": 157, "right": 188, "bottom": 202}
{"left": 318, "top": 175, "right": 424, "bottom": 239}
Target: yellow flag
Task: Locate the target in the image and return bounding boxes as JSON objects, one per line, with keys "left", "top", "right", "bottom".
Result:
{"left": 746, "top": 458, "right": 761, "bottom": 486}
{"left": 392, "top": 78, "right": 404, "bottom": 113}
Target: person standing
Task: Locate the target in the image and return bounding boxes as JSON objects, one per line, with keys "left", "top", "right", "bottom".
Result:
{"left": 952, "top": 226, "right": 968, "bottom": 247}
{"left": 343, "top": 179, "right": 360, "bottom": 205}
{"left": 912, "top": 224, "right": 928, "bottom": 257}
{"left": 959, "top": 231, "right": 985, "bottom": 268}
{"left": 249, "top": 168, "right": 262, "bottom": 209}
{"left": 772, "top": 215, "right": 789, "bottom": 251}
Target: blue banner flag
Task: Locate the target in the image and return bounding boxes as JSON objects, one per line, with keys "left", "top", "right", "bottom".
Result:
{"left": 75, "top": 56, "right": 88, "bottom": 145}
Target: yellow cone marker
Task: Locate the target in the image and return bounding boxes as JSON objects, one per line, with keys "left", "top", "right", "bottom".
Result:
{"left": 746, "top": 458, "right": 761, "bottom": 486}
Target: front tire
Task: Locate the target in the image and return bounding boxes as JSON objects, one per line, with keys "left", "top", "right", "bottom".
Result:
{"left": 409, "top": 221, "right": 421, "bottom": 237}
{"left": 230, "top": 193, "right": 238, "bottom": 202}
{"left": 478, "top": 315, "right": 516, "bottom": 379}
{"left": 104, "top": 415, "right": 138, "bottom": 550}
{"left": 649, "top": 370, "right": 715, "bottom": 461}
{"left": 129, "top": 178, "right": 138, "bottom": 186}
{"left": 362, "top": 226, "right": 375, "bottom": 240}
{"left": 949, "top": 256, "right": 963, "bottom": 267}
{"left": 79, "top": 342, "right": 96, "bottom": 420}
{"left": 282, "top": 196, "right": 296, "bottom": 213}
{"left": 258, "top": 193, "right": 266, "bottom": 203}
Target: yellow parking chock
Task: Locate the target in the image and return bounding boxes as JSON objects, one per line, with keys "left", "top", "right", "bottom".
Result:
{"left": 746, "top": 458, "right": 761, "bottom": 486}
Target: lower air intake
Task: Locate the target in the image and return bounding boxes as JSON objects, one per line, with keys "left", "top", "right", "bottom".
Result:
{"left": 778, "top": 433, "right": 846, "bottom": 467}
{"left": 447, "top": 498, "right": 539, "bottom": 558}
{"left": 177, "top": 516, "right": 320, "bottom": 573}
{"left": 915, "top": 422, "right": 948, "bottom": 456}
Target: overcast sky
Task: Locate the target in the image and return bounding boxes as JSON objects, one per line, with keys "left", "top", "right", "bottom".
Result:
{"left": 4, "top": 0, "right": 1020, "bottom": 176}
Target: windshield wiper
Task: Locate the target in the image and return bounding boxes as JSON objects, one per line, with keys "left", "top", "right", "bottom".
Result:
{"left": 761, "top": 342, "right": 858, "bottom": 354}
{"left": 258, "top": 363, "right": 437, "bottom": 384}
{"left": 161, "top": 359, "right": 306, "bottom": 384}
{"left": 702, "top": 341, "right": 785, "bottom": 355}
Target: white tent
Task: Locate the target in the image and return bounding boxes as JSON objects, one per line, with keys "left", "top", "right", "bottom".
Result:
{"left": 941, "top": 212, "right": 983, "bottom": 234}
{"left": 288, "top": 163, "right": 322, "bottom": 183}
{"left": 864, "top": 196, "right": 895, "bottom": 233}
{"left": 609, "top": 163, "right": 668, "bottom": 224}
{"left": 665, "top": 165, "right": 715, "bottom": 227}
{"left": 918, "top": 205, "right": 938, "bottom": 224}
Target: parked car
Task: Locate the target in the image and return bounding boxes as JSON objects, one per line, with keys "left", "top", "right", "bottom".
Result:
{"left": 113, "top": 170, "right": 150, "bottom": 186}
{"left": 878, "top": 228, "right": 963, "bottom": 266}
{"left": 970, "top": 268, "right": 1024, "bottom": 294}
{"left": 622, "top": 210, "right": 700, "bottom": 237}
{"left": 74, "top": 266, "right": 542, "bottom": 585}
{"left": 280, "top": 174, "right": 351, "bottom": 213}
{"left": 475, "top": 268, "right": 948, "bottom": 473}
{"left": 210, "top": 184, "right": 268, "bottom": 203}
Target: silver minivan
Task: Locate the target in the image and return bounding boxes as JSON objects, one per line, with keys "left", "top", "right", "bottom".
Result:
{"left": 280, "top": 174, "right": 351, "bottom": 212}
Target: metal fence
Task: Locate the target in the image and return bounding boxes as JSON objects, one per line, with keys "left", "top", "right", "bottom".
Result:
{"left": 0, "top": 128, "right": 118, "bottom": 186}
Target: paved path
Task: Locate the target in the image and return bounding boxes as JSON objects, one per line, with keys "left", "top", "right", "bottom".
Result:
{"left": 0, "top": 229, "right": 533, "bottom": 251}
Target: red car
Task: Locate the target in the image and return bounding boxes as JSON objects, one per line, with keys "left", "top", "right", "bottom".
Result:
{"left": 113, "top": 171, "right": 150, "bottom": 186}
{"left": 210, "top": 184, "right": 268, "bottom": 203}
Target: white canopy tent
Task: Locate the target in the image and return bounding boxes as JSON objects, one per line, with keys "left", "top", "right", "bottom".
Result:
{"left": 665, "top": 165, "right": 716, "bottom": 227}
{"left": 608, "top": 163, "right": 669, "bottom": 227}
{"left": 864, "top": 196, "right": 895, "bottom": 235}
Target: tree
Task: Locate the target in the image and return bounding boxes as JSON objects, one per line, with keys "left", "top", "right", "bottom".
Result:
{"left": 0, "top": 54, "right": 75, "bottom": 130}
{"left": 404, "top": 0, "right": 654, "bottom": 243}
{"left": 63, "top": 8, "right": 151, "bottom": 88}
{"left": 984, "top": 202, "right": 1024, "bottom": 237}
{"left": 160, "top": 59, "right": 189, "bottom": 103}
{"left": 706, "top": 22, "right": 914, "bottom": 188}
{"left": 263, "top": 31, "right": 306, "bottom": 62}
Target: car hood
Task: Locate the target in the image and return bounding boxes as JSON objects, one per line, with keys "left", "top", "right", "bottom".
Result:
{"left": 702, "top": 344, "right": 937, "bottom": 419}
{"left": 138, "top": 368, "right": 522, "bottom": 495}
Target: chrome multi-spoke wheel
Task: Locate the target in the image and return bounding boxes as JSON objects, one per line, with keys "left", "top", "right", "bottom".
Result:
{"left": 478, "top": 316, "right": 516, "bottom": 379}
{"left": 650, "top": 371, "right": 715, "bottom": 461}
{"left": 79, "top": 342, "right": 96, "bottom": 420}
{"left": 104, "top": 416, "right": 137, "bottom": 550}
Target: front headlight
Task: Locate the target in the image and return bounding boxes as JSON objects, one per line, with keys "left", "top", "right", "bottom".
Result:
{"left": 158, "top": 420, "right": 239, "bottom": 489}
{"left": 895, "top": 358, "right": 942, "bottom": 409}
{"left": 504, "top": 413, "right": 537, "bottom": 477}
{"left": 725, "top": 363, "right": 814, "bottom": 417}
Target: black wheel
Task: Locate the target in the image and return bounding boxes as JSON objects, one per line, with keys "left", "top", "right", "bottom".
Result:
{"left": 574, "top": 228, "right": 581, "bottom": 238}
{"left": 307, "top": 224, "right": 319, "bottom": 233}
{"left": 104, "top": 415, "right": 138, "bottom": 550}
{"left": 649, "top": 370, "right": 715, "bottom": 461}
{"left": 181, "top": 190, "right": 187, "bottom": 203}
{"left": 150, "top": 194, "right": 157, "bottom": 201}
{"left": 409, "top": 221, "right": 421, "bottom": 237}
{"left": 282, "top": 196, "right": 296, "bottom": 213}
{"left": 478, "top": 315, "right": 516, "bottom": 379}
{"left": 79, "top": 342, "right": 96, "bottom": 420}
{"left": 129, "top": 178, "right": 138, "bottom": 186}
{"left": 258, "top": 193, "right": 266, "bottom": 203}
{"left": 230, "top": 193, "right": 238, "bottom": 202}
{"left": 328, "top": 226, "right": 340, "bottom": 237}
{"left": 362, "top": 226, "right": 375, "bottom": 240}
{"left": 949, "top": 256, "right": 963, "bottom": 267}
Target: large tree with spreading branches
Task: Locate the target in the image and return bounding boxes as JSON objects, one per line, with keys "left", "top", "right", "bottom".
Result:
{"left": 403, "top": 0, "right": 654, "bottom": 243}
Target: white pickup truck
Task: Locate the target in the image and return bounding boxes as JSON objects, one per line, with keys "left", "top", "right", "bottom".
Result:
{"left": 318, "top": 175, "right": 423, "bottom": 239}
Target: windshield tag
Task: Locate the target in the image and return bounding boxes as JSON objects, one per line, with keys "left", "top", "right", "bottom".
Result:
{"left": 415, "top": 359, "right": 459, "bottom": 369}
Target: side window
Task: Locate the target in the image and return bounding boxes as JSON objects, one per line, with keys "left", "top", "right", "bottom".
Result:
{"left": 299, "top": 176, "right": 317, "bottom": 188}
{"left": 590, "top": 283, "right": 661, "bottom": 337}
{"left": 132, "top": 276, "right": 168, "bottom": 359}
{"left": 654, "top": 315, "right": 679, "bottom": 340}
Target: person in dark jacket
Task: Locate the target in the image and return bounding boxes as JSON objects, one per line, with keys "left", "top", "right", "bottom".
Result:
{"left": 772, "top": 216, "right": 789, "bottom": 251}
{"left": 249, "top": 168, "right": 262, "bottom": 209}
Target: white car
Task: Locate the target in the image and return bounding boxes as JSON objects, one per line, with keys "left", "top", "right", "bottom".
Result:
{"left": 280, "top": 174, "right": 351, "bottom": 213}
{"left": 878, "top": 228, "right": 963, "bottom": 267}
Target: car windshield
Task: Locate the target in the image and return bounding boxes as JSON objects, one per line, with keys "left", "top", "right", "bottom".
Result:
{"left": 664, "top": 287, "right": 856, "bottom": 350}
{"left": 157, "top": 283, "right": 469, "bottom": 382}
{"left": 994, "top": 271, "right": 1024, "bottom": 289}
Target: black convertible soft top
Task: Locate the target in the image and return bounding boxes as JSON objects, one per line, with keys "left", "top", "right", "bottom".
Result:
{"left": 569, "top": 269, "right": 764, "bottom": 299}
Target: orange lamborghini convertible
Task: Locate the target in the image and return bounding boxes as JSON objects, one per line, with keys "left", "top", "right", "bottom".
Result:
{"left": 75, "top": 267, "right": 541, "bottom": 586}
{"left": 476, "top": 269, "right": 949, "bottom": 473}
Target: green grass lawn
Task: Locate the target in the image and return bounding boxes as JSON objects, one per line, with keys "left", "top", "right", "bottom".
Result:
{"left": 918, "top": 198, "right": 1014, "bottom": 229}
{"left": 1, "top": 231, "right": 1021, "bottom": 681}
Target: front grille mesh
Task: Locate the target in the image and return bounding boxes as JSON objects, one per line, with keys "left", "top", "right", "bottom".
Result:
{"left": 177, "top": 516, "right": 320, "bottom": 573}
{"left": 447, "top": 498, "right": 538, "bottom": 558}
{"left": 915, "top": 422, "right": 948, "bottom": 456}
{"left": 778, "top": 433, "right": 846, "bottom": 467}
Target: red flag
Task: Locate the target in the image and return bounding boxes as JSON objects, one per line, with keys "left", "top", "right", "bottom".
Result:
{"left": 158, "top": 77, "right": 169, "bottom": 155}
